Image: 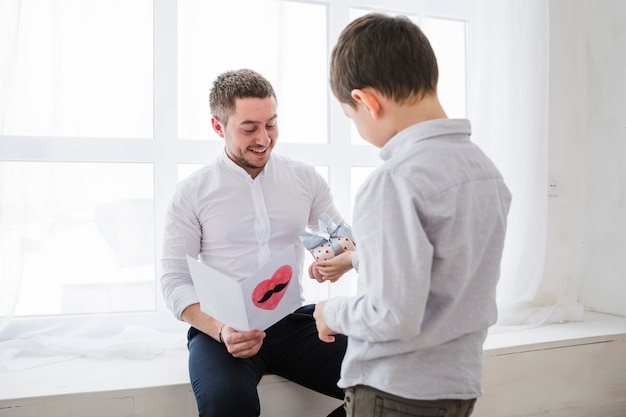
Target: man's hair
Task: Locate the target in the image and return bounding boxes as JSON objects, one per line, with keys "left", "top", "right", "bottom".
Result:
{"left": 209, "top": 69, "right": 277, "bottom": 124}
{"left": 330, "top": 13, "right": 439, "bottom": 108}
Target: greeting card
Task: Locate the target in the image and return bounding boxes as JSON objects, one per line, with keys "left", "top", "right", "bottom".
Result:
{"left": 186, "top": 245, "right": 301, "bottom": 331}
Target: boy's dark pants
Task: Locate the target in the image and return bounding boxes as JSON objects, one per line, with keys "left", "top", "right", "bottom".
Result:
{"left": 344, "top": 385, "right": 476, "bottom": 417}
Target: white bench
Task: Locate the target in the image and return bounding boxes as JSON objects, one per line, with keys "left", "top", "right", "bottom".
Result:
{"left": 1, "top": 311, "right": 625, "bottom": 417}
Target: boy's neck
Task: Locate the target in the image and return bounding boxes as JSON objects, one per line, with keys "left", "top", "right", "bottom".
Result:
{"left": 390, "top": 93, "right": 448, "bottom": 132}
{"left": 359, "top": 90, "right": 449, "bottom": 149}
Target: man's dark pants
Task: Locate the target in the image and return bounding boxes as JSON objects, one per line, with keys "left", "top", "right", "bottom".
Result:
{"left": 188, "top": 304, "right": 347, "bottom": 417}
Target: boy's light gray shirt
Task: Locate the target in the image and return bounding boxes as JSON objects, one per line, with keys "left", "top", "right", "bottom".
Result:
{"left": 324, "top": 118, "right": 512, "bottom": 400}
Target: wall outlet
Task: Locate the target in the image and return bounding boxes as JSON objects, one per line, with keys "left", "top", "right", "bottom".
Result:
{"left": 548, "top": 176, "right": 560, "bottom": 196}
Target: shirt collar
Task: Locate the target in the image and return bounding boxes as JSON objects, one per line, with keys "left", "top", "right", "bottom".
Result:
{"left": 379, "top": 118, "right": 471, "bottom": 161}
{"left": 218, "top": 148, "right": 269, "bottom": 180}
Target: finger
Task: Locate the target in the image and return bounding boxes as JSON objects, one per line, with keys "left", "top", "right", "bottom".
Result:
{"left": 318, "top": 332, "right": 336, "bottom": 343}
{"left": 318, "top": 268, "right": 339, "bottom": 277}
{"left": 230, "top": 341, "right": 263, "bottom": 358}
{"left": 228, "top": 336, "right": 264, "bottom": 357}
{"left": 316, "top": 273, "right": 339, "bottom": 282}
{"left": 225, "top": 330, "right": 264, "bottom": 348}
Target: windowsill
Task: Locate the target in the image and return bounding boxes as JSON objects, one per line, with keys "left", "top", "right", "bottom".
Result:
{"left": 484, "top": 309, "right": 626, "bottom": 352}
{"left": 1, "top": 310, "right": 625, "bottom": 403}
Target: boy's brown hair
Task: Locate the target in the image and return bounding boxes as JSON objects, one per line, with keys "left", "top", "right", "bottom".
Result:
{"left": 330, "top": 13, "right": 439, "bottom": 108}
{"left": 209, "top": 69, "right": 276, "bottom": 125}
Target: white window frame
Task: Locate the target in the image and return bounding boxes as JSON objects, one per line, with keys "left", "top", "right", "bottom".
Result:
{"left": 0, "top": 0, "right": 470, "bottom": 338}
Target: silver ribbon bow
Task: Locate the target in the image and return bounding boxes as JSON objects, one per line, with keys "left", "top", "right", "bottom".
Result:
{"left": 299, "top": 213, "right": 355, "bottom": 256}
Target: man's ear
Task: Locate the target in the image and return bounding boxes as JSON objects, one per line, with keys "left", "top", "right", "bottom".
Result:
{"left": 351, "top": 88, "right": 383, "bottom": 119}
{"left": 211, "top": 117, "right": 225, "bottom": 138}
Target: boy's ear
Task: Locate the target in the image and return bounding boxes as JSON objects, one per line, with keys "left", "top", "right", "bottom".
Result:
{"left": 211, "top": 117, "right": 225, "bottom": 138}
{"left": 351, "top": 88, "right": 383, "bottom": 119}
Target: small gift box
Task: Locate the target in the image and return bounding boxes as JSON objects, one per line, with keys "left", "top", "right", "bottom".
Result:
{"left": 299, "top": 213, "right": 356, "bottom": 261}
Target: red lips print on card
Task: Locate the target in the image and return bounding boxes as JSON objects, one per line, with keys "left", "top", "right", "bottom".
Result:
{"left": 252, "top": 265, "right": 293, "bottom": 310}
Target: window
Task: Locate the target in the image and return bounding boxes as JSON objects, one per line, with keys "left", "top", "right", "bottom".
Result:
{"left": 178, "top": 0, "right": 329, "bottom": 144}
{"left": 0, "top": 0, "right": 469, "bottom": 336}
{"left": 0, "top": 0, "right": 153, "bottom": 138}
{"left": 1, "top": 162, "right": 155, "bottom": 316}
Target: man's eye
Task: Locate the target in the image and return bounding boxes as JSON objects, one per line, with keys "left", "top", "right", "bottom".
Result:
{"left": 266, "top": 124, "right": 276, "bottom": 130}
{"left": 243, "top": 127, "right": 257, "bottom": 133}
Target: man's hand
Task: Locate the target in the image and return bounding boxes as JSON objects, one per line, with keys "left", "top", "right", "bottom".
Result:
{"left": 313, "top": 300, "right": 337, "bottom": 343}
{"left": 309, "top": 262, "right": 327, "bottom": 282}
{"left": 182, "top": 303, "right": 265, "bottom": 358}
{"left": 221, "top": 326, "right": 266, "bottom": 358}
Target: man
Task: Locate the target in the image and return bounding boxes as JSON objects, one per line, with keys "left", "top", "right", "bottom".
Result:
{"left": 313, "top": 14, "right": 512, "bottom": 417}
{"left": 161, "top": 69, "right": 347, "bottom": 417}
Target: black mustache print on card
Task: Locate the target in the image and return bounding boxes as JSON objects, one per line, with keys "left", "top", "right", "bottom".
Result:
{"left": 257, "top": 282, "right": 288, "bottom": 303}
{"left": 251, "top": 265, "right": 292, "bottom": 310}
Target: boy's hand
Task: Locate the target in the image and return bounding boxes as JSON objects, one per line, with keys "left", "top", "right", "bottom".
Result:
{"left": 308, "top": 251, "right": 354, "bottom": 283}
{"left": 313, "top": 300, "right": 337, "bottom": 343}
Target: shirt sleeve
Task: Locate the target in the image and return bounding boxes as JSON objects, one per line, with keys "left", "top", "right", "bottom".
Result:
{"left": 160, "top": 181, "right": 203, "bottom": 321}
{"left": 351, "top": 250, "right": 360, "bottom": 272}
{"left": 324, "top": 169, "right": 433, "bottom": 342}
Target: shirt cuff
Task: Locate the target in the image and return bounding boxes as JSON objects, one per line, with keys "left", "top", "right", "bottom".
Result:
{"left": 323, "top": 296, "right": 347, "bottom": 334}
{"left": 173, "top": 292, "right": 200, "bottom": 321}
{"left": 351, "top": 251, "right": 360, "bottom": 272}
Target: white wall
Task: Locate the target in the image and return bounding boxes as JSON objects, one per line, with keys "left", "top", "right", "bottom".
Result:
{"left": 544, "top": 0, "right": 626, "bottom": 316}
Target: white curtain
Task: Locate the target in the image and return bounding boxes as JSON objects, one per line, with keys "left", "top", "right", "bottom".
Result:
{"left": 0, "top": 0, "right": 20, "bottom": 329}
{"left": 469, "top": 0, "right": 584, "bottom": 330}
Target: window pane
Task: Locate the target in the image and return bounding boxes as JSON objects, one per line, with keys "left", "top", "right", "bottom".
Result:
{"left": 301, "top": 166, "right": 331, "bottom": 302}
{"left": 351, "top": 166, "right": 376, "bottom": 216}
{"left": 0, "top": 0, "right": 153, "bottom": 138}
{"left": 421, "top": 17, "right": 467, "bottom": 119}
{"left": 178, "top": 0, "right": 328, "bottom": 144}
{"left": 0, "top": 162, "right": 155, "bottom": 316}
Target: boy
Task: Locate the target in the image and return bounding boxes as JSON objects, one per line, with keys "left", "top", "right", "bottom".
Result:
{"left": 313, "top": 13, "right": 512, "bottom": 417}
